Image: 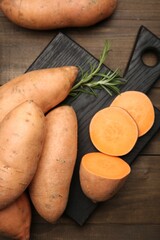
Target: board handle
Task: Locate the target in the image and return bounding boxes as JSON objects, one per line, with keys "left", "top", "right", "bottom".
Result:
{"left": 123, "top": 25, "right": 160, "bottom": 92}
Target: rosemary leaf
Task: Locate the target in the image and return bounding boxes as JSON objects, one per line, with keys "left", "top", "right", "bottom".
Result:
{"left": 69, "top": 40, "right": 127, "bottom": 97}
{"left": 101, "top": 85, "right": 113, "bottom": 96}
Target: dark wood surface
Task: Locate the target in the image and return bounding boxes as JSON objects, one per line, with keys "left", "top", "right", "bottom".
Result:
{"left": 0, "top": 0, "right": 160, "bottom": 239}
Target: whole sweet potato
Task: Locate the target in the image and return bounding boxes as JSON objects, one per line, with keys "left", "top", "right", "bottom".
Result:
{"left": 0, "top": 100, "right": 45, "bottom": 210}
{"left": 29, "top": 105, "right": 78, "bottom": 223}
{"left": 0, "top": 66, "right": 78, "bottom": 122}
{"left": 0, "top": 193, "right": 31, "bottom": 240}
{"left": 0, "top": 0, "right": 118, "bottom": 30}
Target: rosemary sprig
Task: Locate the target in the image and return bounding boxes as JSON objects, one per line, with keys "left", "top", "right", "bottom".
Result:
{"left": 69, "top": 41, "right": 126, "bottom": 98}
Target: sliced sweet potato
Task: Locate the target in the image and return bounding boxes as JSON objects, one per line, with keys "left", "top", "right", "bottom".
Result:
{"left": 89, "top": 106, "right": 138, "bottom": 156}
{"left": 110, "top": 91, "right": 155, "bottom": 136}
{"left": 80, "top": 152, "right": 131, "bottom": 202}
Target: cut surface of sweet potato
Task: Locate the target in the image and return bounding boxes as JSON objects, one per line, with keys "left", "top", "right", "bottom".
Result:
{"left": 110, "top": 91, "right": 155, "bottom": 136}
{"left": 83, "top": 152, "right": 131, "bottom": 179}
{"left": 89, "top": 106, "right": 138, "bottom": 156}
{"left": 80, "top": 152, "right": 131, "bottom": 202}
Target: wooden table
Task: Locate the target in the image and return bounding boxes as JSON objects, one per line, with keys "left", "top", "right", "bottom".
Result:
{"left": 0, "top": 0, "right": 160, "bottom": 239}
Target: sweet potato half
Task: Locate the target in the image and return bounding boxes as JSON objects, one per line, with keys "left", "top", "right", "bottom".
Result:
{"left": 29, "top": 105, "right": 78, "bottom": 223}
{"left": 0, "top": 0, "right": 118, "bottom": 30}
{"left": 80, "top": 152, "right": 131, "bottom": 202}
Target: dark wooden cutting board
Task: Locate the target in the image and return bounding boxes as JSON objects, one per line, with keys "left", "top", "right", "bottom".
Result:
{"left": 26, "top": 26, "right": 160, "bottom": 225}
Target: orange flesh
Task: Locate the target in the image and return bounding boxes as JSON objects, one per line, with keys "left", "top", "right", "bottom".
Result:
{"left": 110, "top": 91, "right": 155, "bottom": 136}
{"left": 82, "top": 152, "right": 131, "bottom": 179}
{"left": 89, "top": 106, "right": 138, "bottom": 156}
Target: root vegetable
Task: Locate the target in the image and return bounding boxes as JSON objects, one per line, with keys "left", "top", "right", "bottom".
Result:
{"left": 79, "top": 152, "right": 131, "bottom": 202}
{"left": 0, "top": 100, "right": 45, "bottom": 210}
{"left": 29, "top": 105, "right": 78, "bottom": 223}
{"left": 0, "top": 192, "right": 31, "bottom": 240}
{"left": 0, "top": 0, "right": 118, "bottom": 30}
{"left": 110, "top": 90, "right": 155, "bottom": 136}
{"left": 89, "top": 106, "right": 138, "bottom": 156}
{"left": 0, "top": 66, "right": 78, "bottom": 122}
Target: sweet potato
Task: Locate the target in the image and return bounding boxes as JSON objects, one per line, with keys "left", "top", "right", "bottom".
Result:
{"left": 0, "top": 0, "right": 118, "bottom": 30}
{"left": 29, "top": 105, "right": 78, "bottom": 223}
{"left": 0, "top": 66, "right": 78, "bottom": 123}
{"left": 0, "top": 192, "right": 31, "bottom": 240}
{"left": 80, "top": 152, "right": 131, "bottom": 202}
{"left": 110, "top": 90, "right": 155, "bottom": 136}
{"left": 0, "top": 100, "right": 45, "bottom": 210}
{"left": 89, "top": 106, "right": 138, "bottom": 156}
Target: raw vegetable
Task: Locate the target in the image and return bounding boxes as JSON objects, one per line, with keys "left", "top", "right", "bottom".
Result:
{"left": 0, "top": 66, "right": 78, "bottom": 122}
{"left": 0, "top": 0, "right": 118, "bottom": 30}
{"left": 0, "top": 100, "right": 45, "bottom": 210}
{"left": 79, "top": 152, "right": 131, "bottom": 202}
{"left": 89, "top": 106, "right": 138, "bottom": 156}
{"left": 110, "top": 90, "right": 155, "bottom": 136}
{"left": 29, "top": 105, "right": 78, "bottom": 223}
{"left": 0, "top": 192, "right": 31, "bottom": 240}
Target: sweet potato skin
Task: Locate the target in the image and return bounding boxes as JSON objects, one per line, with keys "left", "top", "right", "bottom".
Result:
{"left": 0, "top": 66, "right": 78, "bottom": 122}
{"left": 0, "top": 0, "right": 118, "bottom": 30}
{"left": 29, "top": 105, "right": 78, "bottom": 223}
{"left": 0, "top": 100, "right": 45, "bottom": 210}
{"left": 0, "top": 192, "right": 31, "bottom": 240}
{"left": 80, "top": 165, "right": 128, "bottom": 202}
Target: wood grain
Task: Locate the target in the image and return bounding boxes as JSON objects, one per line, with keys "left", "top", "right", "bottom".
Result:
{"left": 0, "top": 0, "right": 160, "bottom": 239}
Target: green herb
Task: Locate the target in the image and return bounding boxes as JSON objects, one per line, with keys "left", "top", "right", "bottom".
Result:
{"left": 69, "top": 41, "right": 126, "bottom": 98}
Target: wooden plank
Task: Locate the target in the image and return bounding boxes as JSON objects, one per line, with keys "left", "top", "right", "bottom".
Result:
{"left": 30, "top": 224, "right": 160, "bottom": 240}
{"left": 141, "top": 131, "right": 160, "bottom": 155}
{"left": 1, "top": 224, "right": 160, "bottom": 240}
